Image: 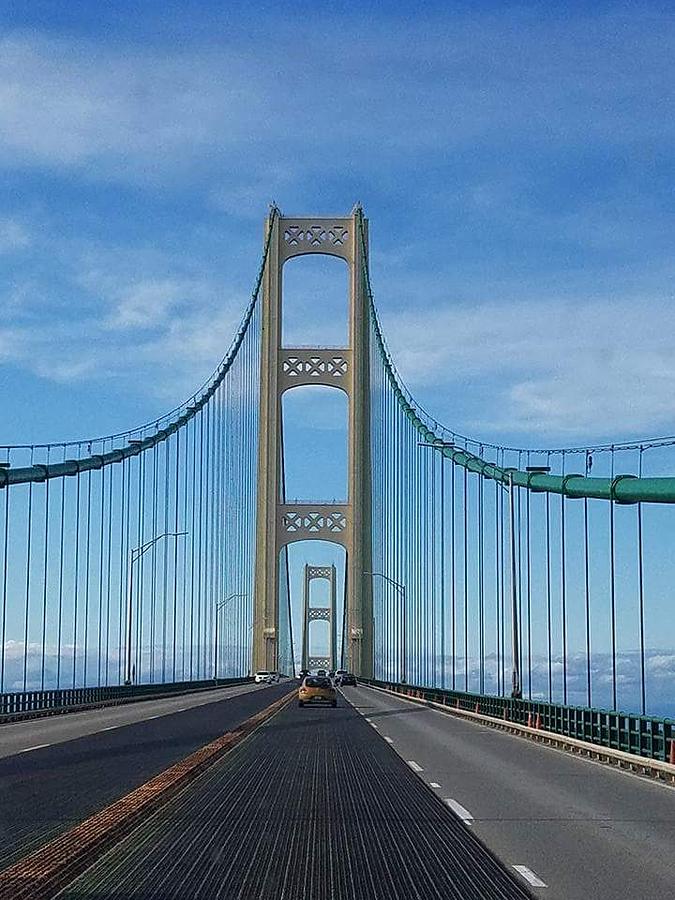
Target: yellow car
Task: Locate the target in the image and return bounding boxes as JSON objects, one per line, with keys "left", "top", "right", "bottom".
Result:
{"left": 298, "top": 675, "right": 337, "bottom": 708}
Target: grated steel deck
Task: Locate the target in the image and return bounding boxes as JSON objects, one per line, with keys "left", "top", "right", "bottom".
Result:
{"left": 60, "top": 697, "right": 533, "bottom": 899}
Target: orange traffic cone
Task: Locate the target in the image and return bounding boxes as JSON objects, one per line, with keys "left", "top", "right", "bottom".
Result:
{"left": 535, "top": 713, "right": 542, "bottom": 730}
{"left": 527, "top": 712, "right": 533, "bottom": 728}
{"left": 474, "top": 702, "right": 480, "bottom": 714}
{"left": 669, "top": 738, "right": 675, "bottom": 766}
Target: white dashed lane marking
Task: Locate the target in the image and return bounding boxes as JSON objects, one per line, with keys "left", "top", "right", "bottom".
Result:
{"left": 383, "top": 736, "right": 394, "bottom": 744}
{"left": 445, "top": 799, "right": 474, "bottom": 822}
{"left": 513, "top": 865, "right": 547, "bottom": 888}
{"left": 429, "top": 782, "right": 440, "bottom": 788}
{"left": 407, "top": 760, "right": 423, "bottom": 772}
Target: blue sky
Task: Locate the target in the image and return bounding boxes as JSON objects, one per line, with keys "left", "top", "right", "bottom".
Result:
{"left": 2, "top": 2, "right": 674, "bottom": 445}
{"left": 1, "top": 2, "right": 674, "bottom": 704}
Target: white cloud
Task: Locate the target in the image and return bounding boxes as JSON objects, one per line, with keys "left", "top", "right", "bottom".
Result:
{"left": 381, "top": 294, "right": 675, "bottom": 438}
{"left": 103, "top": 279, "right": 193, "bottom": 330}
{"left": 0, "top": 12, "right": 672, "bottom": 184}
{"left": 0, "top": 216, "right": 30, "bottom": 253}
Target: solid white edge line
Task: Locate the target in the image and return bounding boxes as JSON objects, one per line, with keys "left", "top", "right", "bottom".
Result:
{"left": 407, "top": 760, "right": 423, "bottom": 772}
{"left": 512, "top": 865, "right": 547, "bottom": 888}
{"left": 444, "top": 798, "right": 474, "bottom": 821}
{"left": 20, "top": 743, "right": 50, "bottom": 752}
{"left": 383, "top": 736, "right": 394, "bottom": 743}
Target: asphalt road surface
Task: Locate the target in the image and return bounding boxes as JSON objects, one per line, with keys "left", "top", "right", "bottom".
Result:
{"left": 344, "top": 684, "right": 675, "bottom": 900}
{"left": 0, "top": 680, "right": 289, "bottom": 869}
{"left": 0, "top": 680, "right": 269, "bottom": 759}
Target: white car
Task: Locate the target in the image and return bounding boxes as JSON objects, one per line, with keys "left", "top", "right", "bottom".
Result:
{"left": 254, "top": 671, "right": 272, "bottom": 684}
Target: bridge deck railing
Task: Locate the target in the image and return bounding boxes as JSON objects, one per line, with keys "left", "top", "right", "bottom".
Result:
{"left": 0, "top": 677, "right": 252, "bottom": 723}
{"left": 363, "top": 678, "right": 674, "bottom": 763}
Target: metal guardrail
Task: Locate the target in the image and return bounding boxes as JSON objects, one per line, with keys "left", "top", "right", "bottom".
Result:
{"left": 362, "top": 678, "right": 675, "bottom": 763}
{"left": 0, "top": 677, "right": 252, "bottom": 723}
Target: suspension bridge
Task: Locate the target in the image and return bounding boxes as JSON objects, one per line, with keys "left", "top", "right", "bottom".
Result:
{"left": 0, "top": 207, "right": 674, "bottom": 899}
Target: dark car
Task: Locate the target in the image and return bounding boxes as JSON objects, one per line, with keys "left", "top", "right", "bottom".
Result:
{"left": 340, "top": 673, "right": 357, "bottom": 686}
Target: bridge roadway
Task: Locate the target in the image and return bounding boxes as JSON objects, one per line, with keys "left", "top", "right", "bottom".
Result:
{"left": 56, "top": 683, "right": 675, "bottom": 900}
{"left": 350, "top": 684, "right": 675, "bottom": 900}
{"left": 0, "top": 680, "right": 289, "bottom": 869}
{"left": 3, "top": 682, "right": 674, "bottom": 897}
{"left": 61, "top": 687, "right": 534, "bottom": 900}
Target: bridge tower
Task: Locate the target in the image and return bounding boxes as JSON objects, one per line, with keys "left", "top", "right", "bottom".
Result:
{"left": 252, "top": 208, "right": 373, "bottom": 677}
{"left": 301, "top": 565, "right": 338, "bottom": 672}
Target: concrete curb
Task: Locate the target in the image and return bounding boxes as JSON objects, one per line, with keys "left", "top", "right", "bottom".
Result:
{"left": 367, "top": 683, "right": 675, "bottom": 785}
{"left": 0, "top": 688, "right": 296, "bottom": 900}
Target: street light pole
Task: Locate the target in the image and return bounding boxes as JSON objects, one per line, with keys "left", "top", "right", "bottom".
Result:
{"left": 214, "top": 593, "right": 246, "bottom": 680}
{"left": 364, "top": 572, "right": 406, "bottom": 683}
{"left": 124, "top": 531, "right": 187, "bottom": 686}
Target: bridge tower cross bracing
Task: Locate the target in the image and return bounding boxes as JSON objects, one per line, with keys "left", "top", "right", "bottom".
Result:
{"left": 252, "top": 208, "right": 373, "bottom": 677}
{"left": 301, "top": 564, "right": 338, "bottom": 672}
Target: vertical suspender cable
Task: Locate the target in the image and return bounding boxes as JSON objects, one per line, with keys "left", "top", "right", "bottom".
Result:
{"left": 526, "top": 451, "right": 532, "bottom": 699}
{"left": 545, "top": 451, "right": 552, "bottom": 701}
{"left": 517, "top": 451, "right": 523, "bottom": 689}
{"left": 609, "top": 446, "right": 617, "bottom": 710}
{"left": 56, "top": 446, "right": 66, "bottom": 689}
{"left": 23, "top": 446, "right": 34, "bottom": 691}
{"left": 450, "top": 457, "right": 457, "bottom": 691}
{"left": 40, "top": 447, "right": 50, "bottom": 691}
{"left": 478, "top": 449, "right": 484, "bottom": 694}
{"left": 118, "top": 456, "right": 127, "bottom": 685}
{"left": 105, "top": 446, "right": 113, "bottom": 686}
{"left": 136, "top": 447, "right": 146, "bottom": 682}
{"left": 0, "top": 449, "right": 9, "bottom": 692}
{"left": 190, "top": 417, "right": 197, "bottom": 679}
{"left": 561, "top": 449, "right": 567, "bottom": 705}
{"left": 439, "top": 450, "right": 445, "bottom": 689}
{"left": 495, "top": 477, "right": 500, "bottom": 695}
{"left": 637, "top": 447, "right": 646, "bottom": 716}
{"left": 583, "top": 461, "right": 592, "bottom": 708}
{"left": 72, "top": 447, "right": 82, "bottom": 688}
{"left": 204, "top": 400, "right": 211, "bottom": 678}
{"left": 97, "top": 442, "right": 106, "bottom": 686}
{"left": 162, "top": 436, "right": 170, "bottom": 683}
{"left": 172, "top": 429, "right": 180, "bottom": 682}
{"left": 433, "top": 437, "right": 438, "bottom": 685}
{"left": 83, "top": 450, "right": 93, "bottom": 686}
{"left": 500, "top": 449, "right": 506, "bottom": 693}
{"left": 463, "top": 463, "right": 468, "bottom": 692}
{"left": 150, "top": 443, "right": 158, "bottom": 681}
